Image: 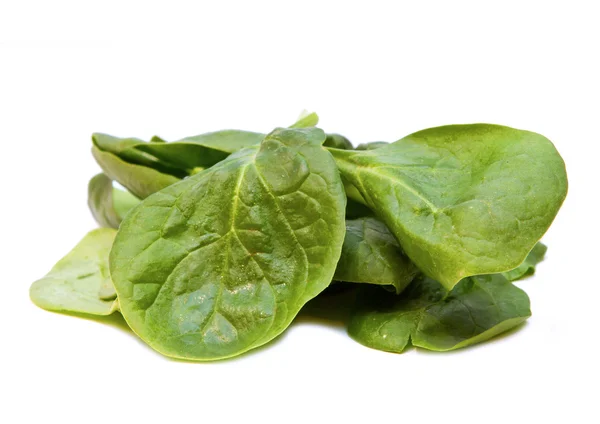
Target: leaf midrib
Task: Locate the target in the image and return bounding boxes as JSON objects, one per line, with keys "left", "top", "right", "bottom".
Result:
{"left": 355, "top": 164, "right": 440, "bottom": 213}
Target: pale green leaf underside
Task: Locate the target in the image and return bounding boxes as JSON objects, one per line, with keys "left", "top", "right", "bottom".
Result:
{"left": 30, "top": 228, "right": 119, "bottom": 316}
{"left": 88, "top": 173, "right": 140, "bottom": 228}
{"left": 335, "top": 217, "right": 418, "bottom": 293}
{"left": 348, "top": 274, "right": 531, "bottom": 353}
{"left": 330, "top": 124, "right": 567, "bottom": 289}
{"left": 110, "top": 127, "right": 346, "bottom": 361}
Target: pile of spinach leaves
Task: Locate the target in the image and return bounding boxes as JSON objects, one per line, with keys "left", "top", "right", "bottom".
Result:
{"left": 30, "top": 112, "right": 567, "bottom": 360}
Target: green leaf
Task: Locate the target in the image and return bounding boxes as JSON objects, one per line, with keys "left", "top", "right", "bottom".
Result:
{"left": 324, "top": 134, "right": 353, "bottom": 150}
{"left": 355, "top": 141, "right": 388, "bottom": 150}
{"left": 88, "top": 173, "right": 140, "bottom": 228}
{"left": 137, "top": 130, "right": 266, "bottom": 172}
{"left": 502, "top": 242, "right": 547, "bottom": 281}
{"left": 330, "top": 124, "right": 567, "bottom": 289}
{"left": 348, "top": 274, "right": 531, "bottom": 353}
{"left": 30, "top": 229, "right": 119, "bottom": 316}
{"left": 335, "top": 218, "right": 419, "bottom": 293}
{"left": 92, "top": 146, "right": 180, "bottom": 199}
{"left": 289, "top": 110, "right": 319, "bottom": 128}
{"left": 92, "top": 133, "right": 187, "bottom": 178}
{"left": 110, "top": 127, "right": 346, "bottom": 361}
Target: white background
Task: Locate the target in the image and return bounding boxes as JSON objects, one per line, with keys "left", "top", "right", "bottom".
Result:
{"left": 1, "top": 1, "right": 599, "bottom": 423}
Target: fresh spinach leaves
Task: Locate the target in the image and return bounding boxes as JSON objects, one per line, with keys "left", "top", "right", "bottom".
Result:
{"left": 30, "top": 117, "right": 567, "bottom": 360}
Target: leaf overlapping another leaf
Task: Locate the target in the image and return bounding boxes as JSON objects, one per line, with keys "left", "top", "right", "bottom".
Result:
{"left": 330, "top": 124, "right": 567, "bottom": 289}
{"left": 109, "top": 127, "right": 347, "bottom": 360}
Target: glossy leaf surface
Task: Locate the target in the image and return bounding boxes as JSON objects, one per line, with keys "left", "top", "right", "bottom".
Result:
{"left": 110, "top": 127, "right": 346, "bottom": 360}
{"left": 331, "top": 124, "right": 567, "bottom": 289}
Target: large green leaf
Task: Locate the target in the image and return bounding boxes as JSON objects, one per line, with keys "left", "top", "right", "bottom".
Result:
{"left": 92, "top": 147, "right": 180, "bottom": 199}
{"left": 348, "top": 274, "right": 530, "bottom": 353}
{"left": 335, "top": 218, "right": 419, "bottom": 293}
{"left": 330, "top": 124, "right": 567, "bottom": 289}
{"left": 110, "top": 127, "right": 346, "bottom": 361}
{"left": 88, "top": 173, "right": 140, "bottom": 228}
{"left": 30, "top": 229, "right": 119, "bottom": 316}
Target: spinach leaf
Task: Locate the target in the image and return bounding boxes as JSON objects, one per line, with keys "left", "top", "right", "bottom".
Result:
{"left": 92, "top": 112, "right": 317, "bottom": 190}
{"left": 324, "top": 134, "right": 353, "bottom": 150}
{"left": 109, "top": 127, "right": 346, "bottom": 360}
{"left": 348, "top": 273, "right": 530, "bottom": 353}
{"left": 329, "top": 124, "right": 567, "bottom": 289}
{"left": 335, "top": 218, "right": 419, "bottom": 293}
{"left": 137, "top": 130, "right": 266, "bottom": 172}
{"left": 92, "top": 146, "right": 180, "bottom": 199}
{"left": 355, "top": 141, "right": 388, "bottom": 150}
{"left": 502, "top": 242, "right": 547, "bottom": 281}
{"left": 88, "top": 173, "right": 140, "bottom": 228}
{"left": 30, "top": 229, "right": 119, "bottom": 316}
{"left": 289, "top": 110, "right": 319, "bottom": 128}
{"left": 93, "top": 133, "right": 187, "bottom": 178}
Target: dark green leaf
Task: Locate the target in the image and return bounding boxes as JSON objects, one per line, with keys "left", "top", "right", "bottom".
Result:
{"left": 136, "top": 130, "right": 265, "bottom": 172}
{"left": 324, "top": 134, "right": 353, "bottom": 150}
{"left": 335, "top": 218, "right": 419, "bottom": 293}
{"left": 92, "top": 133, "right": 186, "bottom": 178}
{"left": 348, "top": 274, "right": 530, "bottom": 353}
